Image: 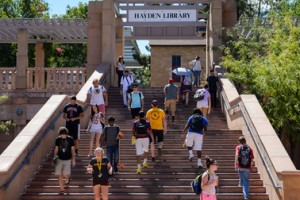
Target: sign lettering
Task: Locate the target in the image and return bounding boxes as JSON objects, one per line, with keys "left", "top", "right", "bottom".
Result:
{"left": 128, "top": 10, "right": 197, "bottom": 22}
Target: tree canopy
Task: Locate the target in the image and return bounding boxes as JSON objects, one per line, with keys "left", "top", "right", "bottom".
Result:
{"left": 222, "top": 0, "right": 300, "bottom": 158}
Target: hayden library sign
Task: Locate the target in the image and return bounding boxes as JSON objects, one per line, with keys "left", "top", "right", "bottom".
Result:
{"left": 128, "top": 10, "right": 197, "bottom": 22}
{"left": 121, "top": 5, "right": 207, "bottom": 39}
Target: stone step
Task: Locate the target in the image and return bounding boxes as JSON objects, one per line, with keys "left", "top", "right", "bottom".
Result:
{"left": 24, "top": 185, "right": 266, "bottom": 193}
{"left": 21, "top": 193, "right": 269, "bottom": 200}
{"left": 20, "top": 87, "right": 269, "bottom": 200}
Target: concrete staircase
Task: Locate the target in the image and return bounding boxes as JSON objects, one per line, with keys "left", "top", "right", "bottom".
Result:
{"left": 20, "top": 87, "right": 269, "bottom": 200}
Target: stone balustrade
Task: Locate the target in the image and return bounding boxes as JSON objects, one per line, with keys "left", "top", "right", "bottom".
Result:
{"left": 0, "top": 67, "right": 16, "bottom": 90}
{"left": 0, "top": 67, "right": 86, "bottom": 92}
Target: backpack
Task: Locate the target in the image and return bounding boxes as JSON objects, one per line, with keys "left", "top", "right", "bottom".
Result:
{"left": 191, "top": 171, "right": 210, "bottom": 195}
{"left": 190, "top": 114, "right": 204, "bottom": 132}
{"left": 194, "top": 89, "right": 205, "bottom": 101}
{"left": 89, "top": 85, "right": 104, "bottom": 94}
{"left": 238, "top": 145, "right": 251, "bottom": 168}
{"left": 183, "top": 75, "right": 192, "bottom": 85}
{"left": 135, "top": 120, "right": 148, "bottom": 135}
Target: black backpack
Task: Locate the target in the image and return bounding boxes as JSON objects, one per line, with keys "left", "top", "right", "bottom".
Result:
{"left": 238, "top": 145, "right": 251, "bottom": 168}
{"left": 191, "top": 171, "right": 210, "bottom": 195}
{"left": 194, "top": 89, "right": 205, "bottom": 101}
{"left": 190, "top": 114, "right": 204, "bottom": 132}
{"left": 135, "top": 120, "right": 148, "bottom": 135}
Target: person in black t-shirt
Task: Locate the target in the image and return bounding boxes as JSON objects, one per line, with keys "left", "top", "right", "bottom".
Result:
{"left": 87, "top": 147, "right": 113, "bottom": 200}
{"left": 54, "top": 127, "right": 76, "bottom": 194}
{"left": 63, "top": 95, "right": 84, "bottom": 155}
{"left": 206, "top": 69, "right": 219, "bottom": 108}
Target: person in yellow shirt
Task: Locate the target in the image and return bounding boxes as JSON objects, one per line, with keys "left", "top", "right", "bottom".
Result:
{"left": 146, "top": 100, "right": 167, "bottom": 161}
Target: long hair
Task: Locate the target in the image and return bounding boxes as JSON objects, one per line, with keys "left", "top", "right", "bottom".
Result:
{"left": 205, "top": 156, "right": 217, "bottom": 169}
{"left": 90, "top": 105, "right": 100, "bottom": 120}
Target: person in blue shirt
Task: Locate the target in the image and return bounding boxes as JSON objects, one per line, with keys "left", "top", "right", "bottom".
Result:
{"left": 127, "top": 83, "right": 144, "bottom": 121}
{"left": 181, "top": 108, "right": 208, "bottom": 168}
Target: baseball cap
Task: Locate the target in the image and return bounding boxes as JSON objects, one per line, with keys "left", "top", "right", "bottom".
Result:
{"left": 168, "top": 78, "right": 174, "bottom": 83}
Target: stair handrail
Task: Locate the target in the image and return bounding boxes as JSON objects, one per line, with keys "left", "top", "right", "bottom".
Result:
{"left": 220, "top": 91, "right": 282, "bottom": 190}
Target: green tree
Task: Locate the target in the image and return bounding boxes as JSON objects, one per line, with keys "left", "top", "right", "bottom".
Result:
{"left": 46, "top": 3, "right": 88, "bottom": 67}
{"left": 0, "top": 95, "right": 15, "bottom": 134}
{"left": 0, "top": 0, "right": 49, "bottom": 67}
{"left": 221, "top": 1, "right": 300, "bottom": 162}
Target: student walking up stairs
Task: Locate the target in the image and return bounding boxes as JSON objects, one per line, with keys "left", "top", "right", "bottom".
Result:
{"left": 20, "top": 87, "right": 269, "bottom": 200}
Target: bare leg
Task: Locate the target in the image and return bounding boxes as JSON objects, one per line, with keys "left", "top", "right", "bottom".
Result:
{"left": 58, "top": 175, "right": 64, "bottom": 191}
{"left": 89, "top": 132, "right": 96, "bottom": 155}
{"left": 185, "top": 92, "right": 189, "bottom": 106}
{"left": 95, "top": 132, "right": 101, "bottom": 148}
{"left": 93, "top": 184, "right": 101, "bottom": 200}
{"left": 100, "top": 185, "right": 109, "bottom": 200}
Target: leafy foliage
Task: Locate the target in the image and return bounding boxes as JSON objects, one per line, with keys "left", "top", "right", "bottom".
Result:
{"left": 222, "top": 1, "right": 300, "bottom": 146}
{"left": 0, "top": 95, "right": 15, "bottom": 135}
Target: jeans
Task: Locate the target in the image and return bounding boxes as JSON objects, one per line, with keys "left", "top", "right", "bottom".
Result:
{"left": 106, "top": 145, "right": 119, "bottom": 170}
{"left": 238, "top": 168, "right": 251, "bottom": 198}
{"left": 192, "top": 70, "right": 201, "bottom": 87}
{"left": 209, "top": 89, "right": 217, "bottom": 107}
{"left": 117, "top": 70, "right": 123, "bottom": 87}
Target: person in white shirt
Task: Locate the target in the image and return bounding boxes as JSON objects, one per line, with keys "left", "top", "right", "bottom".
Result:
{"left": 87, "top": 79, "right": 108, "bottom": 115}
{"left": 120, "top": 70, "right": 134, "bottom": 107}
{"left": 189, "top": 56, "right": 202, "bottom": 87}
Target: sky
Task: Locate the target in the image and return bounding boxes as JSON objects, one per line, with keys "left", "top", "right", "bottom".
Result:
{"left": 46, "top": 0, "right": 150, "bottom": 55}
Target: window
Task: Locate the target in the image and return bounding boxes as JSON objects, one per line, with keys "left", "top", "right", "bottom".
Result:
{"left": 172, "top": 55, "right": 181, "bottom": 82}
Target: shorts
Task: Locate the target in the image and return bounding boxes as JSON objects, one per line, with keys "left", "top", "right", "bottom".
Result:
{"left": 135, "top": 137, "right": 150, "bottom": 155}
{"left": 152, "top": 129, "right": 164, "bottom": 143}
{"left": 197, "top": 100, "right": 209, "bottom": 109}
{"left": 55, "top": 159, "right": 71, "bottom": 175}
{"left": 131, "top": 107, "right": 141, "bottom": 119}
{"left": 93, "top": 180, "right": 109, "bottom": 186}
{"left": 185, "top": 132, "right": 203, "bottom": 150}
{"left": 90, "top": 127, "right": 103, "bottom": 135}
{"left": 164, "top": 99, "right": 177, "bottom": 116}
{"left": 200, "top": 193, "right": 217, "bottom": 200}
{"left": 66, "top": 123, "right": 80, "bottom": 140}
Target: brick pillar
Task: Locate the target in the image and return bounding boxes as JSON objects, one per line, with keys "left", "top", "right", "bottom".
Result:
{"left": 16, "top": 29, "right": 28, "bottom": 90}
{"left": 102, "top": 0, "right": 116, "bottom": 86}
{"left": 208, "top": 0, "right": 222, "bottom": 65}
{"left": 87, "top": 1, "right": 103, "bottom": 77}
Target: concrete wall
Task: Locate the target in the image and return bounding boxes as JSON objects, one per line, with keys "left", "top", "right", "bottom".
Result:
{"left": 0, "top": 95, "right": 68, "bottom": 200}
{"left": 220, "top": 78, "right": 300, "bottom": 200}
{"left": 151, "top": 45, "right": 206, "bottom": 87}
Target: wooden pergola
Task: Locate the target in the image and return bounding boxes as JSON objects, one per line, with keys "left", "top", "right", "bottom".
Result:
{"left": 0, "top": 19, "right": 88, "bottom": 92}
{"left": 0, "top": 18, "right": 87, "bottom": 44}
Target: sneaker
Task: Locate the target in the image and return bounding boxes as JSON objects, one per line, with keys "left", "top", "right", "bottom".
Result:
{"left": 151, "top": 157, "right": 156, "bottom": 162}
{"left": 189, "top": 155, "right": 195, "bottom": 162}
{"left": 136, "top": 168, "right": 142, "bottom": 174}
{"left": 114, "top": 167, "right": 119, "bottom": 173}
{"left": 142, "top": 162, "right": 148, "bottom": 168}
{"left": 158, "top": 148, "right": 162, "bottom": 157}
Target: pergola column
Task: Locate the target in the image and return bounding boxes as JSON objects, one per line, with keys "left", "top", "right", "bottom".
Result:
{"left": 16, "top": 29, "right": 28, "bottom": 90}
{"left": 35, "top": 42, "right": 45, "bottom": 89}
